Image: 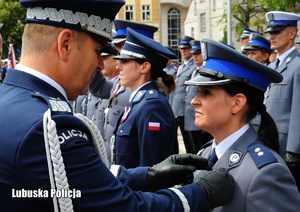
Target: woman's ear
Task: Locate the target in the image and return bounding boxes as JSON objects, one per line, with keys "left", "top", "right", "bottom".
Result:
{"left": 232, "top": 93, "right": 247, "bottom": 115}
{"left": 140, "top": 61, "right": 151, "bottom": 74}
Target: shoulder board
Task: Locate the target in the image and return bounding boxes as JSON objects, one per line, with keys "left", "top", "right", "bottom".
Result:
{"left": 197, "top": 140, "right": 213, "bottom": 156}
{"left": 145, "top": 89, "right": 159, "bottom": 100}
{"left": 247, "top": 142, "right": 278, "bottom": 169}
{"left": 187, "top": 59, "right": 194, "bottom": 66}
{"left": 32, "top": 92, "right": 72, "bottom": 113}
{"left": 132, "top": 90, "right": 147, "bottom": 102}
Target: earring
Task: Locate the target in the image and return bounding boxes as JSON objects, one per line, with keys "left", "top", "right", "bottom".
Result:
{"left": 231, "top": 111, "right": 235, "bottom": 115}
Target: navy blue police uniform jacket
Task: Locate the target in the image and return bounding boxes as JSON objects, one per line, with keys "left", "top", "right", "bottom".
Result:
{"left": 113, "top": 82, "right": 176, "bottom": 168}
{"left": 0, "top": 69, "right": 208, "bottom": 211}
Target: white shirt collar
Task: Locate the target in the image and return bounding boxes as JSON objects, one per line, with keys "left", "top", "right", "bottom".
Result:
{"left": 15, "top": 64, "right": 68, "bottom": 100}
{"left": 211, "top": 124, "right": 249, "bottom": 159}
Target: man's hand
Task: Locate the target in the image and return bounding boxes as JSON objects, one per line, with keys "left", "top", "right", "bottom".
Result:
{"left": 147, "top": 154, "right": 209, "bottom": 191}
{"left": 284, "top": 152, "right": 300, "bottom": 171}
{"left": 194, "top": 168, "right": 234, "bottom": 210}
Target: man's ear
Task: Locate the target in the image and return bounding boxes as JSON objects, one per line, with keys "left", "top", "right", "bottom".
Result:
{"left": 57, "top": 29, "right": 74, "bottom": 61}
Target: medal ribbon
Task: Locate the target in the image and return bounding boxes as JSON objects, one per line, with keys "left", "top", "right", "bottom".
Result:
{"left": 113, "top": 84, "right": 123, "bottom": 97}
{"left": 121, "top": 106, "right": 131, "bottom": 122}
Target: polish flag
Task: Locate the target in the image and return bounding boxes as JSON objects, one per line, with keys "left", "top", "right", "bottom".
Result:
{"left": 148, "top": 122, "right": 160, "bottom": 131}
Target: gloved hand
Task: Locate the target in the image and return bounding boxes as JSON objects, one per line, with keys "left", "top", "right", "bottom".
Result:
{"left": 194, "top": 168, "right": 234, "bottom": 210}
{"left": 148, "top": 153, "right": 209, "bottom": 191}
{"left": 284, "top": 152, "right": 300, "bottom": 171}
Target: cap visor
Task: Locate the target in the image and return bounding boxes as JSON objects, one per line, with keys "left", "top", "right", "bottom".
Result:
{"left": 91, "top": 35, "right": 119, "bottom": 55}
{"left": 240, "top": 35, "right": 249, "bottom": 39}
{"left": 113, "top": 54, "right": 139, "bottom": 60}
{"left": 112, "top": 38, "right": 126, "bottom": 44}
{"left": 265, "top": 25, "right": 287, "bottom": 33}
{"left": 184, "top": 75, "right": 233, "bottom": 86}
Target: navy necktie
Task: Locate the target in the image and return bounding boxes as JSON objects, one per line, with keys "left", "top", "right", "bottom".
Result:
{"left": 208, "top": 148, "right": 218, "bottom": 168}
{"left": 274, "top": 58, "right": 280, "bottom": 70}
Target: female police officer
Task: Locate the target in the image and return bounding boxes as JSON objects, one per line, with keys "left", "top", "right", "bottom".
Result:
{"left": 186, "top": 38, "right": 300, "bottom": 211}
{"left": 112, "top": 28, "right": 177, "bottom": 168}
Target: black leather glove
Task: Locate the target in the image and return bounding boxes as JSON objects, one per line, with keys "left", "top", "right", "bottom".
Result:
{"left": 284, "top": 152, "right": 300, "bottom": 171}
{"left": 148, "top": 154, "right": 209, "bottom": 191}
{"left": 194, "top": 168, "right": 234, "bottom": 210}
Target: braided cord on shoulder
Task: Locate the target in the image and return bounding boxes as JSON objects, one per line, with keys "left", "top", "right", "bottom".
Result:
{"left": 74, "top": 113, "right": 109, "bottom": 168}
{"left": 43, "top": 109, "right": 74, "bottom": 212}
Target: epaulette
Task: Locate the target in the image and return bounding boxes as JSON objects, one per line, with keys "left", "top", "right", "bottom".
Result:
{"left": 32, "top": 92, "right": 72, "bottom": 113}
{"left": 187, "top": 59, "right": 194, "bottom": 66}
{"left": 196, "top": 140, "right": 213, "bottom": 156}
{"left": 248, "top": 142, "right": 278, "bottom": 169}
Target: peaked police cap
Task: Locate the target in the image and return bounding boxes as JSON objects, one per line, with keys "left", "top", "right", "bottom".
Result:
{"left": 185, "top": 38, "right": 283, "bottom": 91}
{"left": 19, "top": 0, "right": 125, "bottom": 55}
{"left": 265, "top": 11, "right": 300, "bottom": 33}
{"left": 113, "top": 20, "right": 158, "bottom": 44}
{"left": 114, "top": 28, "right": 177, "bottom": 70}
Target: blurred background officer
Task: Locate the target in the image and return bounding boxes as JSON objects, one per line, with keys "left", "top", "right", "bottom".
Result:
{"left": 172, "top": 35, "right": 197, "bottom": 153}
{"left": 112, "top": 28, "right": 177, "bottom": 168}
{"left": 185, "top": 40, "right": 212, "bottom": 154}
{"left": 92, "top": 51, "right": 120, "bottom": 136}
{"left": 0, "top": 0, "right": 235, "bottom": 211}
{"left": 264, "top": 11, "right": 300, "bottom": 191}
{"left": 89, "top": 20, "right": 158, "bottom": 164}
{"left": 243, "top": 33, "right": 272, "bottom": 65}
{"left": 296, "top": 40, "right": 300, "bottom": 51}
{"left": 269, "top": 50, "right": 277, "bottom": 63}
{"left": 186, "top": 38, "right": 300, "bottom": 211}
{"left": 240, "top": 26, "right": 261, "bottom": 55}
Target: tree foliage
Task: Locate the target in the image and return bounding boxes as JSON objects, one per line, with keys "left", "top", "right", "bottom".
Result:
{"left": 0, "top": 0, "right": 26, "bottom": 59}
{"left": 217, "top": 0, "right": 300, "bottom": 42}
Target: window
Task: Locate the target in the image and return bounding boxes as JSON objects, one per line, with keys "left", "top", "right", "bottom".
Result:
{"left": 142, "top": 5, "right": 151, "bottom": 21}
{"left": 200, "top": 13, "right": 206, "bottom": 32}
{"left": 194, "top": 1, "right": 197, "bottom": 16}
{"left": 168, "top": 7, "right": 181, "bottom": 60}
{"left": 125, "top": 5, "right": 134, "bottom": 20}
{"left": 200, "top": 0, "right": 205, "bottom": 3}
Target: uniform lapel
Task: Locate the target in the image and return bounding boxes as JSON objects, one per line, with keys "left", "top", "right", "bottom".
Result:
{"left": 277, "top": 49, "right": 299, "bottom": 74}
{"left": 214, "top": 127, "right": 258, "bottom": 170}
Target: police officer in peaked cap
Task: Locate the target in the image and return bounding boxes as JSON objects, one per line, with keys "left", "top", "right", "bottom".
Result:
{"left": 111, "top": 27, "right": 178, "bottom": 169}
{"left": 89, "top": 20, "right": 159, "bottom": 165}
{"left": 264, "top": 11, "right": 300, "bottom": 191}
{"left": 172, "top": 35, "right": 198, "bottom": 154}
{"left": 244, "top": 33, "right": 272, "bottom": 65}
{"left": 240, "top": 26, "right": 261, "bottom": 54}
{"left": 185, "top": 38, "right": 300, "bottom": 211}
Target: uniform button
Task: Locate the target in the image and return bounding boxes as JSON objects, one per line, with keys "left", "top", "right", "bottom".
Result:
{"left": 120, "top": 130, "right": 123, "bottom": 134}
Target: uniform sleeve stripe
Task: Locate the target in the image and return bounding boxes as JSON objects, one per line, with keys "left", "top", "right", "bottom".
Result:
{"left": 168, "top": 188, "right": 190, "bottom": 212}
{"left": 110, "top": 165, "right": 121, "bottom": 177}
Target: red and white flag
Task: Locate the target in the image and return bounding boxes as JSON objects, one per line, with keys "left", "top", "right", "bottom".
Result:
{"left": 8, "top": 43, "right": 16, "bottom": 69}
{"left": 148, "top": 122, "right": 160, "bottom": 131}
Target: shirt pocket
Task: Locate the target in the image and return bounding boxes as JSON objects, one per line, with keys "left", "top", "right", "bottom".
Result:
{"left": 269, "top": 77, "right": 289, "bottom": 98}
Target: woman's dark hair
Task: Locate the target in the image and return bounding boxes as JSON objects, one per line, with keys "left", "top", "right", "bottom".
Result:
{"left": 222, "top": 82, "right": 279, "bottom": 153}
{"left": 135, "top": 59, "right": 175, "bottom": 94}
